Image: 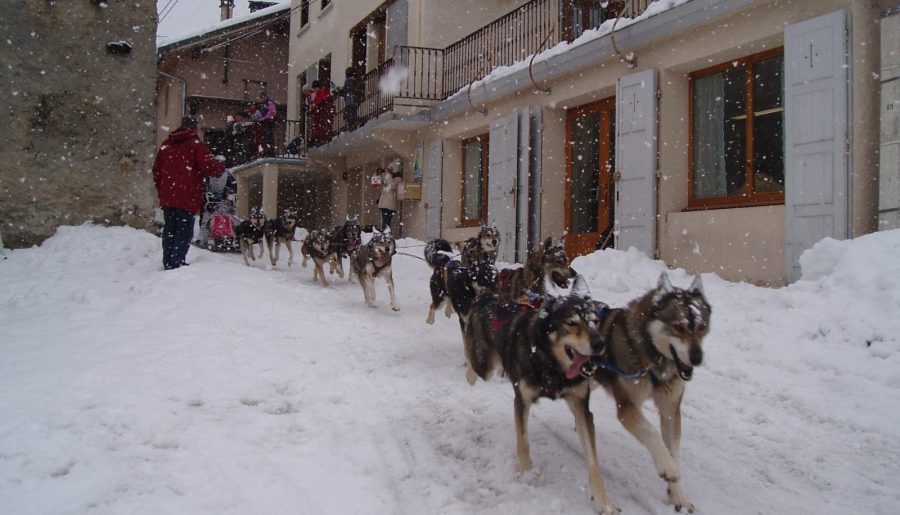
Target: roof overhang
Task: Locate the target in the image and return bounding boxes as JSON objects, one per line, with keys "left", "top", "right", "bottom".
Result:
{"left": 157, "top": 5, "right": 290, "bottom": 57}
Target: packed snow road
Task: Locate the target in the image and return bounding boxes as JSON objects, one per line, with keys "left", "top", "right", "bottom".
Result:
{"left": 1, "top": 224, "right": 898, "bottom": 514}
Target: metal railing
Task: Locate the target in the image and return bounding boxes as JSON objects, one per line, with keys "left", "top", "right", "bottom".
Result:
{"left": 317, "top": 0, "right": 655, "bottom": 145}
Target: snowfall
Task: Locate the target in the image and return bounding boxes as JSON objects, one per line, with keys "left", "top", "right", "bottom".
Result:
{"left": 1, "top": 224, "right": 898, "bottom": 514}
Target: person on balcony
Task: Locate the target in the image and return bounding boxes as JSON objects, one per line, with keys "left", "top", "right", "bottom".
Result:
{"left": 304, "top": 80, "right": 332, "bottom": 147}
{"left": 257, "top": 92, "right": 277, "bottom": 157}
{"left": 337, "top": 67, "right": 364, "bottom": 132}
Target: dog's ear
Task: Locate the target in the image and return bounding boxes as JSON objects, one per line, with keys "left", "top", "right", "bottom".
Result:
{"left": 570, "top": 272, "right": 591, "bottom": 298}
{"left": 538, "top": 295, "right": 556, "bottom": 319}
{"left": 689, "top": 274, "right": 704, "bottom": 295}
{"left": 652, "top": 271, "right": 673, "bottom": 306}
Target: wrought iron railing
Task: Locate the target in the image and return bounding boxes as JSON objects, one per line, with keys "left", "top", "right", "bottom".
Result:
{"left": 319, "top": 0, "right": 655, "bottom": 144}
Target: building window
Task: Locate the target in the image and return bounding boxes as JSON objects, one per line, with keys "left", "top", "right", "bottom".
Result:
{"left": 243, "top": 79, "right": 267, "bottom": 100}
{"left": 300, "top": 0, "right": 309, "bottom": 27}
{"left": 321, "top": 0, "right": 331, "bottom": 11}
{"left": 689, "top": 48, "right": 784, "bottom": 208}
{"left": 461, "top": 134, "right": 489, "bottom": 226}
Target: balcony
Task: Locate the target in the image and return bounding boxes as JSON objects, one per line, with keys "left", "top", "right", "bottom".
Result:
{"left": 318, "top": 0, "right": 653, "bottom": 144}
{"left": 214, "top": 119, "right": 308, "bottom": 171}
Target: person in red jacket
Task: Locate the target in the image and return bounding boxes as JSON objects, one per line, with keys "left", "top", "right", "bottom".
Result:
{"left": 152, "top": 116, "right": 226, "bottom": 270}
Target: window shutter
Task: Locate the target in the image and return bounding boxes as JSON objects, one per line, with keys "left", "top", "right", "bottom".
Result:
{"left": 425, "top": 138, "right": 443, "bottom": 240}
{"left": 615, "top": 68, "right": 658, "bottom": 257}
{"left": 488, "top": 111, "right": 519, "bottom": 263}
{"left": 784, "top": 10, "right": 849, "bottom": 282}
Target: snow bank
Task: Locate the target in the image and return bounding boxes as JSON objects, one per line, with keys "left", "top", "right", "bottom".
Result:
{"left": 1, "top": 224, "right": 898, "bottom": 514}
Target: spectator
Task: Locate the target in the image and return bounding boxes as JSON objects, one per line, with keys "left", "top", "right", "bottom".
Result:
{"left": 152, "top": 116, "right": 225, "bottom": 270}
{"left": 257, "top": 92, "right": 278, "bottom": 157}
{"left": 337, "top": 67, "right": 364, "bottom": 131}
{"left": 304, "top": 80, "right": 333, "bottom": 147}
{"left": 377, "top": 163, "right": 403, "bottom": 232}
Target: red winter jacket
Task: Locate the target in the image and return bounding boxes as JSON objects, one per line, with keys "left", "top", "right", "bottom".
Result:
{"left": 152, "top": 127, "right": 225, "bottom": 214}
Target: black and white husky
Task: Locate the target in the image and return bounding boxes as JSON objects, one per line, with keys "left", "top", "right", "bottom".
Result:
{"left": 233, "top": 207, "right": 267, "bottom": 266}
{"left": 301, "top": 228, "right": 334, "bottom": 287}
{"left": 349, "top": 229, "right": 399, "bottom": 311}
{"left": 264, "top": 209, "right": 298, "bottom": 266}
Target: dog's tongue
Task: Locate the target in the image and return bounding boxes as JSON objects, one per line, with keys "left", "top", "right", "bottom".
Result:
{"left": 565, "top": 351, "right": 591, "bottom": 380}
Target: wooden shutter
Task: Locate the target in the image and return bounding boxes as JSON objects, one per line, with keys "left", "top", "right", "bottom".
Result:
{"left": 488, "top": 111, "right": 519, "bottom": 263}
{"left": 424, "top": 138, "right": 443, "bottom": 240}
{"left": 784, "top": 10, "right": 849, "bottom": 282}
{"left": 615, "top": 68, "right": 658, "bottom": 256}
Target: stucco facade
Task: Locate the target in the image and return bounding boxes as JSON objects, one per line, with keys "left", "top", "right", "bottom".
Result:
{"left": 276, "top": 0, "right": 892, "bottom": 285}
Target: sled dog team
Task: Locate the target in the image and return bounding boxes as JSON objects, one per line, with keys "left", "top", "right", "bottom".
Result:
{"left": 235, "top": 208, "right": 400, "bottom": 312}
{"left": 424, "top": 225, "right": 712, "bottom": 514}
{"left": 236, "top": 210, "right": 712, "bottom": 513}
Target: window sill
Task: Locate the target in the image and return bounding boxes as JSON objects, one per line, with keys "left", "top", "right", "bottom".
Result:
{"left": 683, "top": 198, "right": 784, "bottom": 212}
{"left": 297, "top": 24, "right": 310, "bottom": 38}
{"left": 318, "top": 3, "right": 333, "bottom": 18}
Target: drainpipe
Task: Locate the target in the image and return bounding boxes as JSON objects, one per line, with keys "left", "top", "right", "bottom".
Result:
{"left": 158, "top": 69, "right": 187, "bottom": 120}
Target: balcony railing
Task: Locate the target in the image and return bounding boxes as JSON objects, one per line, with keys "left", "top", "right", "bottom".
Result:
{"left": 224, "top": 119, "right": 307, "bottom": 169}
{"left": 319, "top": 0, "right": 654, "bottom": 144}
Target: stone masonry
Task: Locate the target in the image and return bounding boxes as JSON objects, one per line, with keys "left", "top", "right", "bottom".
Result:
{"left": 0, "top": 1, "right": 158, "bottom": 248}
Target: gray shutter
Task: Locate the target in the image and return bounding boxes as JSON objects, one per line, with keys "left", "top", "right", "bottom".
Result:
{"left": 784, "top": 10, "right": 849, "bottom": 282}
{"left": 615, "top": 68, "right": 658, "bottom": 256}
{"left": 488, "top": 111, "right": 519, "bottom": 263}
{"left": 516, "top": 108, "right": 531, "bottom": 263}
{"left": 425, "top": 138, "right": 443, "bottom": 240}
{"left": 527, "top": 107, "right": 543, "bottom": 254}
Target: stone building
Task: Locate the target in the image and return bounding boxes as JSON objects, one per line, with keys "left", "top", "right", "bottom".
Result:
{"left": 0, "top": 1, "right": 158, "bottom": 248}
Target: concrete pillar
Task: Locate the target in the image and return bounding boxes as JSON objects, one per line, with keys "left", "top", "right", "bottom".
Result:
{"left": 262, "top": 164, "right": 279, "bottom": 219}
{"left": 236, "top": 173, "right": 250, "bottom": 218}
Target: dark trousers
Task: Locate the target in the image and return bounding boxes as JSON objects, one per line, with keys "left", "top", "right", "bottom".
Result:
{"left": 380, "top": 208, "right": 395, "bottom": 232}
{"left": 260, "top": 120, "right": 275, "bottom": 156}
{"left": 162, "top": 207, "right": 195, "bottom": 270}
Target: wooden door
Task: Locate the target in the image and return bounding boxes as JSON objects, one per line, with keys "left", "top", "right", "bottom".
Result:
{"left": 565, "top": 97, "right": 615, "bottom": 257}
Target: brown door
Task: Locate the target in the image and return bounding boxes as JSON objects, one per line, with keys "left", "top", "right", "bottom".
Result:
{"left": 565, "top": 97, "right": 615, "bottom": 257}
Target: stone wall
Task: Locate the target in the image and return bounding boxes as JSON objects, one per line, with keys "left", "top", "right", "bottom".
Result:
{"left": 0, "top": 1, "right": 158, "bottom": 248}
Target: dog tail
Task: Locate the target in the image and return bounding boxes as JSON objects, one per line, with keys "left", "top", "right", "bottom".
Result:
{"left": 424, "top": 238, "right": 453, "bottom": 269}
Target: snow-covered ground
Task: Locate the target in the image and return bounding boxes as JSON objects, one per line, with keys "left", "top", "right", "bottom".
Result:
{"left": 1, "top": 224, "right": 898, "bottom": 514}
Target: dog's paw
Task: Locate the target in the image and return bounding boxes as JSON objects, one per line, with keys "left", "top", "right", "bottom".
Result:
{"left": 465, "top": 366, "right": 477, "bottom": 386}
{"left": 667, "top": 485, "right": 694, "bottom": 513}
{"left": 426, "top": 312, "right": 435, "bottom": 324}
{"left": 391, "top": 305, "right": 400, "bottom": 312}
{"left": 591, "top": 497, "right": 621, "bottom": 515}
{"left": 659, "top": 467, "right": 680, "bottom": 483}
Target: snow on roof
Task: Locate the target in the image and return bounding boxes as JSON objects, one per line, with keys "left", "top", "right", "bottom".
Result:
{"left": 445, "top": 0, "right": 692, "bottom": 100}
{"left": 157, "top": 1, "right": 291, "bottom": 50}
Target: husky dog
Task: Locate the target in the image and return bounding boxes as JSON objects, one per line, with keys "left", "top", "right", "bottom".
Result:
{"left": 491, "top": 293, "right": 616, "bottom": 514}
{"left": 264, "top": 209, "right": 299, "bottom": 266}
{"left": 301, "top": 228, "right": 334, "bottom": 287}
{"left": 497, "top": 236, "right": 573, "bottom": 303}
{"left": 458, "top": 224, "right": 500, "bottom": 267}
{"left": 592, "top": 272, "right": 711, "bottom": 513}
{"left": 329, "top": 215, "right": 362, "bottom": 281}
{"left": 424, "top": 238, "right": 498, "bottom": 325}
{"left": 233, "top": 207, "right": 267, "bottom": 266}
{"left": 350, "top": 229, "right": 399, "bottom": 311}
